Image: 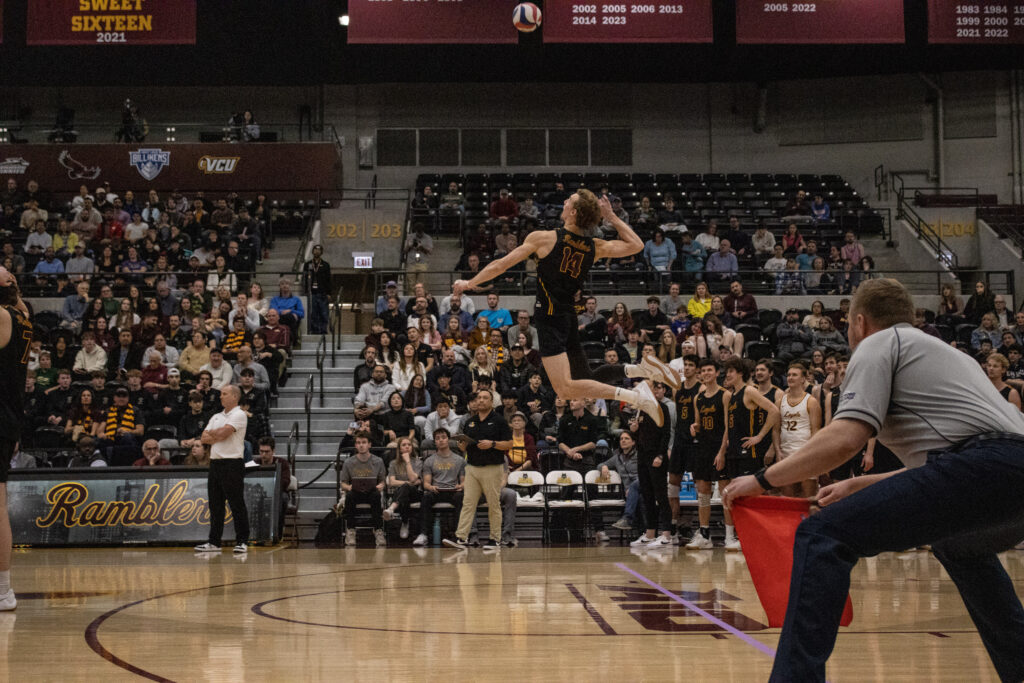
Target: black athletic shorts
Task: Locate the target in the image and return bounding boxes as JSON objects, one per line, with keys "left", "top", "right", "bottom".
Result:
{"left": 688, "top": 444, "right": 728, "bottom": 482}
{"left": 536, "top": 311, "right": 582, "bottom": 359}
{"left": 669, "top": 438, "right": 693, "bottom": 476}
{"left": 723, "top": 454, "right": 764, "bottom": 480}
{"left": 0, "top": 438, "right": 12, "bottom": 483}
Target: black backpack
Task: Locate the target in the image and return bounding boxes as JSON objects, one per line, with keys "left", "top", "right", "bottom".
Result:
{"left": 314, "top": 509, "right": 344, "bottom": 547}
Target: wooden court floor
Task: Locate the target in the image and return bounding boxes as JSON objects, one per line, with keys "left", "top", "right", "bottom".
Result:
{"left": 2, "top": 544, "right": 1022, "bottom": 682}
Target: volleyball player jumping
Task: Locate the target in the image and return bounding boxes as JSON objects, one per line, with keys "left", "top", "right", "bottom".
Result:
{"left": 453, "top": 189, "right": 676, "bottom": 425}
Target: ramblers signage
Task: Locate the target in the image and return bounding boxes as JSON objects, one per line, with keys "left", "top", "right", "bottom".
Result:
{"left": 7, "top": 467, "right": 280, "bottom": 546}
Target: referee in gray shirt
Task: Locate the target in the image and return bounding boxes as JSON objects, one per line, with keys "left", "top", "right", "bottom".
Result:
{"left": 724, "top": 279, "right": 1024, "bottom": 683}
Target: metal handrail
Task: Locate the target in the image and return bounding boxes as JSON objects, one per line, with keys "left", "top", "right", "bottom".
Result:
{"left": 892, "top": 173, "right": 960, "bottom": 271}
{"left": 331, "top": 284, "right": 343, "bottom": 363}
{"left": 303, "top": 374, "right": 314, "bottom": 453}
{"left": 287, "top": 421, "right": 299, "bottom": 473}
{"left": 315, "top": 334, "right": 326, "bottom": 408}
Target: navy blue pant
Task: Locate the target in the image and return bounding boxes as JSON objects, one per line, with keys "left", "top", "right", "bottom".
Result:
{"left": 771, "top": 436, "right": 1024, "bottom": 682}
{"left": 309, "top": 292, "right": 329, "bottom": 335}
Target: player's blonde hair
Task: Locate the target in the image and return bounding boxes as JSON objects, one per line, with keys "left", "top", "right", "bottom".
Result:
{"left": 573, "top": 189, "right": 602, "bottom": 232}
{"left": 851, "top": 278, "right": 914, "bottom": 329}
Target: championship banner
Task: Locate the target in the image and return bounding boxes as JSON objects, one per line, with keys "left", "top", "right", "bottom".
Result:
{"left": 347, "top": 0, "right": 517, "bottom": 44}
{"left": 7, "top": 467, "right": 280, "bottom": 546}
{"left": 735, "top": 0, "right": 905, "bottom": 44}
{"left": 0, "top": 142, "right": 337, "bottom": 192}
{"left": 27, "top": 0, "right": 196, "bottom": 46}
{"left": 543, "top": 1, "right": 714, "bottom": 44}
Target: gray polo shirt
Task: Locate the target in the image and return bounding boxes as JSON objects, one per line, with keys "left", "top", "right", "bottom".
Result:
{"left": 834, "top": 323, "right": 1024, "bottom": 468}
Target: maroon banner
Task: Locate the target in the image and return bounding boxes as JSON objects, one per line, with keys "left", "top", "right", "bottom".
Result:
{"left": 27, "top": 0, "right": 196, "bottom": 46}
{"left": 543, "top": 1, "right": 713, "bottom": 43}
{"left": 736, "top": 0, "right": 905, "bottom": 44}
{"left": 347, "top": 0, "right": 517, "bottom": 44}
{"left": 0, "top": 0, "right": 4, "bottom": 45}
{"left": 928, "top": 1, "right": 1024, "bottom": 44}
{"left": 0, "top": 143, "right": 336, "bottom": 193}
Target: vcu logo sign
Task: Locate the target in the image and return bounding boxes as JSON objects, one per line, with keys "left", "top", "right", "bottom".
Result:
{"left": 197, "top": 156, "right": 239, "bottom": 174}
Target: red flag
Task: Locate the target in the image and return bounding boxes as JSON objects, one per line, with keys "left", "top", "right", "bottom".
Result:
{"left": 732, "top": 496, "right": 854, "bottom": 628}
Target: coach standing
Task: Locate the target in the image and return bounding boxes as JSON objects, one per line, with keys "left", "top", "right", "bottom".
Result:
{"left": 445, "top": 389, "right": 511, "bottom": 550}
{"left": 723, "top": 279, "right": 1024, "bottom": 683}
{"left": 195, "top": 384, "right": 250, "bottom": 555}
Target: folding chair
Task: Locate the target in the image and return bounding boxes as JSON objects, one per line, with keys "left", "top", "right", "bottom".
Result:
{"left": 544, "top": 470, "right": 587, "bottom": 544}
{"left": 508, "top": 470, "right": 545, "bottom": 542}
{"left": 585, "top": 470, "right": 627, "bottom": 543}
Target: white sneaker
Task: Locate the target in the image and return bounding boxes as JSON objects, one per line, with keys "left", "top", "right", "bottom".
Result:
{"left": 724, "top": 535, "right": 742, "bottom": 552}
{"left": 193, "top": 542, "right": 220, "bottom": 552}
{"left": 400, "top": 522, "right": 410, "bottom": 539}
{"left": 0, "top": 589, "right": 15, "bottom": 611}
{"left": 685, "top": 531, "right": 714, "bottom": 550}
{"left": 412, "top": 533, "right": 428, "bottom": 547}
{"left": 374, "top": 529, "right": 387, "bottom": 547}
{"left": 595, "top": 530, "right": 610, "bottom": 543}
{"left": 611, "top": 517, "right": 633, "bottom": 530}
{"left": 630, "top": 533, "right": 656, "bottom": 546}
{"left": 382, "top": 508, "right": 395, "bottom": 522}
{"left": 345, "top": 529, "right": 357, "bottom": 546}
{"left": 633, "top": 381, "right": 664, "bottom": 427}
{"left": 646, "top": 535, "right": 673, "bottom": 549}
{"left": 233, "top": 543, "right": 248, "bottom": 554}
{"left": 640, "top": 355, "right": 681, "bottom": 391}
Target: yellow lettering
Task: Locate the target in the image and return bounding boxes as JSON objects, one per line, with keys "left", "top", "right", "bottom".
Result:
{"left": 71, "top": 16, "right": 83, "bottom": 31}
{"left": 36, "top": 483, "right": 88, "bottom": 527}
{"left": 138, "top": 15, "right": 151, "bottom": 31}
{"left": 79, "top": 0, "right": 91, "bottom": 10}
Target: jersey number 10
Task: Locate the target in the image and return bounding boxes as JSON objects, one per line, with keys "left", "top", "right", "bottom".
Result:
{"left": 559, "top": 247, "right": 585, "bottom": 279}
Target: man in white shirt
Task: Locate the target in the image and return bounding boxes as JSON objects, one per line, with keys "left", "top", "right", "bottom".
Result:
{"left": 194, "top": 384, "right": 250, "bottom": 554}
{"left": 200, "top": 348, "right": 233, "bottom": 389}
{"left": 73, "top": 332, "right": 108, "bottom": 379}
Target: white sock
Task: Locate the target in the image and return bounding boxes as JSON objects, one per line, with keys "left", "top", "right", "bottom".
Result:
{"left": 725, "top": 524, "right": 735, "bottom": 537}
{"left": 614, "top": 387, "right": 638, "bottom": 405}
{"left": 0, "top": 570, "right": 9, "bottom": 593}
{"left": 624, "top": 363, "right": 644, "bottom": 379}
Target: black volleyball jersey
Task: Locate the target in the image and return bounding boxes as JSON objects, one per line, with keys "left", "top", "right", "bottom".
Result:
{"left": 535, "top": 228, "right": 596, "bottom": 316}
{"left": 695, "top": 387, "right": 726, "bottom": 450}
{"left": 0, "top": 304, "right": 32, "bottom": 436}
{"left": 675, "top": 381, "right": 702, "bottom": 442}
{"left": 728, "top": 386, "right": 766, "bottom": 460}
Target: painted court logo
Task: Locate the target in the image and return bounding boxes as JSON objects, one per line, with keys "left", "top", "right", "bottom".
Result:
{"left": 197, "top": 155, "right": 239, "bottom": 174}
{"left": 129, "top": 148, "right": 171, "bottom": 181}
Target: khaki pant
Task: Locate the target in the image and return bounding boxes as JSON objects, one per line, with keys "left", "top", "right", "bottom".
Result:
{"left": 405, "top": 263, "right": 428, "bottom": 287}
{"left": 456, "top": 464, "right": 505, "bottom": 542}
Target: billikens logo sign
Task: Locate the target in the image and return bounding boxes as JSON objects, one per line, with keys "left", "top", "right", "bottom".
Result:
{"left": 129, "top": 148, "right": 171, "bottom": 181}
{"left": 198, "top": 156, "right": 240, "bottom": 174}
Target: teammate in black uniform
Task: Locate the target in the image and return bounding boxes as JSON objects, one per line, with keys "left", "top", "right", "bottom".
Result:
{"left": 722, "top": 358, "right": 780, "bottom": 550}
{"left": 453, "top": 189, "right": 676, "bottom": 425}
{"left": 0, "top": 266, "right": 31, "bottom": 611}
{"left": 684, "top": 358, "right": 731, "bottom": 550}
{"left": 669, "top": 354, "right": 700, "bottom": 535}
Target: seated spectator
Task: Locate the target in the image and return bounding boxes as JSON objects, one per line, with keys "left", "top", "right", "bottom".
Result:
{"left": 986, "top": 353, "right": 1022, "bottom": 410}
{"left": 98, "top": 386, "right": 145, "bottom": 466}
{"left": 60, "top": 280, "right": 91, "bottom": 334}
{"left": 109, "top": 298, "right": 140, "bottom": 336}
{"left": 812, "top": 317, "right": 850, "bottom": 355}
{"left": 442, "top": 315, "right": 469, "bottom": 351}
{"left": 840, "top": 230, "right": 864, "bottom": 264}
{"left": 354, "top": 364, "right": 397, "bottom": 421}
{"left": 723, "top": 216, "right": 751, "bottom": 261}
{"left": 65, "top": 387, "right": 102, "bottom": 444}
{"left": 431, "top": 373, "right": 469, "bottom": 416}
{"left": 221, "top": 316, "right": 251, "bottom": 360}
{"left": 143, "top": 333, "right": 180, "bottom": 368}
{"left": 635, "top": 296, "right": 670, "bottom": 343}
{"left": 972, "top": 313, "right": 1004, "bottom": 351}
{"left": 340, "top": 432, "right": 387, "bottom": 547}
{"left": 270, "top": 277, "right": 304, "bottom": 336}
{"left": 836, "top": 259, "right": 859, "bottom": 295}
{"left": 73, "top": 331, "right": 108, "bottom": 380}
{"left": 405, "top": 373, "right": 432, "bottom": 431}
{"left": 796, "top": 240, "right": 818, "bottom": 271}
{"left": 375, "top": 391, "right": 415, "bottom": 448}
{"left": 994, "top": 295, "right": 1011, "bottom": 330}
{"left": 803, "top": 301, "right": 827, "bottom": 330}
{"left": 439, "top": 293, "right": 474, "bottom": 335}
{"left": 489, "top": 188, "right": 519, "bottom": 224}
{"left": 477, "top": 293, "right": 514, "bottom": 331}
{"left": 631, "top": 195, "right": 658, "bottom": 228}
{"left": 354, "top": 345, "right": 381, "bottom": 392}
{"left": 806, "top": 257, "right": 833, "bottom": 294}
{"left": 775, "top": 308, "right": 813, "bottom": 362}
{"left": 938, "top": 283, "right": 963, "bottom": 325}
{"left": 486, "top": 329, "right": 508, "bottom": 369}
{"left": 687, "top": 282, "right": 713, "bottom": 320}
{"left": 469, "top": 345, "right": 497, "bottom": 384}
{"left": 694, "top": 220, "right": 720, "bottom": 252}
{"left": 413, "top": 428, "right": 467, "bottom": 547}
{"left": 24, "top": 220, "right": 52, "bottom": 256}
{"left": 423, "top": 398, "right": 462, "bottom": 444}
{"left": 722, "top": 280, "right": 758, "bottom": 323}
{"left": 696, "top": 314, "right": 744, "bottom": 359}
{"left": 499, "top": 343, "right": 536, "bottom": 397}
{"left": 232, "top": 346, "right": 270, "bottom": 391}
{"left": 678, "top": 232, "right": 706, "bottom": 275}
{"left": 506, "top": 411, "right": 539, "bottom": 471}
{"left": 781, "top": 223, "right": 805, "bottom": 254}
{"left": 599, "top": 431, "right": 642, "bottom": 531}
{"left": 783, "top": 190, "right": 811, "bottom": 217}
{"left": 391, "top": 343, "right": 426, "bottom": 393}
{"left": 558, "top": 398, "right": 602, "bottom": 475}
{"left": 763, "top": 243, "right": 787, "bottom": 272}
{"left": 380, "top": 295, "right": 408, "bottom": 339}
{"left": 227, "top": 292, "right": 260, "bottom": 333}
{"left": 913, "top": 308, "right": 943, "bottom": 339}
{"left": 382, "top": 436, "right": 423, "bottom": 539}
{"left": 260, "top": 308, "right": 293, "bottom": 356}
{"left": 178, "top": 331, "right": 211, "bottom": 380}
{"left": 133, "top": 439, "right": 171, "bottom": 467}
{"left": 140, "top": 352, "right": 169, "bottom": 395}
{"left": 152, "top": 368, "right": 188, "bottom": 427}
{"left": 179, "top": 390, "right": 211, "bottom": 448}
{"left": 705, "top": 239, "right": 738, "bottom": 284}
{"left": 657, "top": 195, "right": 684, "bottom": 229}
{"left": 643, "top": 230, "right": 677, "bottom": 272}
{"left": 200, "top": 348, "right": 233, "bottom": 389}
{"left": 33, "top": 247, "right": 65, "bottom": 275}
{"left": 775, "top": 259, "right": 806, "bottom": 295}
{"left": 751, "top": 222, "right": 775, "bottom": 263}
{"left": 118, "top": 245, "right": 148, "bottom": 278}
{"left": 106, "top": 329, "right": 144, "bottom": 379}
{"left": 810, "top": 194, "right": 831, "bottom": 222}
{"left": 165, "top": 314, "right": 189, "bottom": 351}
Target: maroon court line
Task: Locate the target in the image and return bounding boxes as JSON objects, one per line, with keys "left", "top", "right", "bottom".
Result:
{"left": 565, "top": 583, "right": 618, "bottom": 635}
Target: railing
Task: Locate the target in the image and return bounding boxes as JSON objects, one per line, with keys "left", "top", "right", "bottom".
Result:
{"left": 978, "top": 206, "right": 1024, "bottom": 258}
{"left": 303, "top": 374, "right": 314, "bottom": 454}
{"left": 331, "top": 284, "right": 343, "bottom": 363}
{"left": 2, "top": 120, "right": 340, "bottom": 145}
{"left": 286, "top": 421, "right": 300, "bottom": 523}
{"left": 373, "top": 268, "right": 1012, "bottom": 298}
{"left": 892, "top": 173, "right": 960, "bottom": 271}
{"left": 315, "top": 333, "right": 326, "bottom": 408}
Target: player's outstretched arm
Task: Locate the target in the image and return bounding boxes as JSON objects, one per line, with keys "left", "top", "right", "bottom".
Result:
{"left": 453, "top": 231, "right": 551, "bottom": 295}
{"left": 593, "top": 196, "right": 643, "bottom": 260}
